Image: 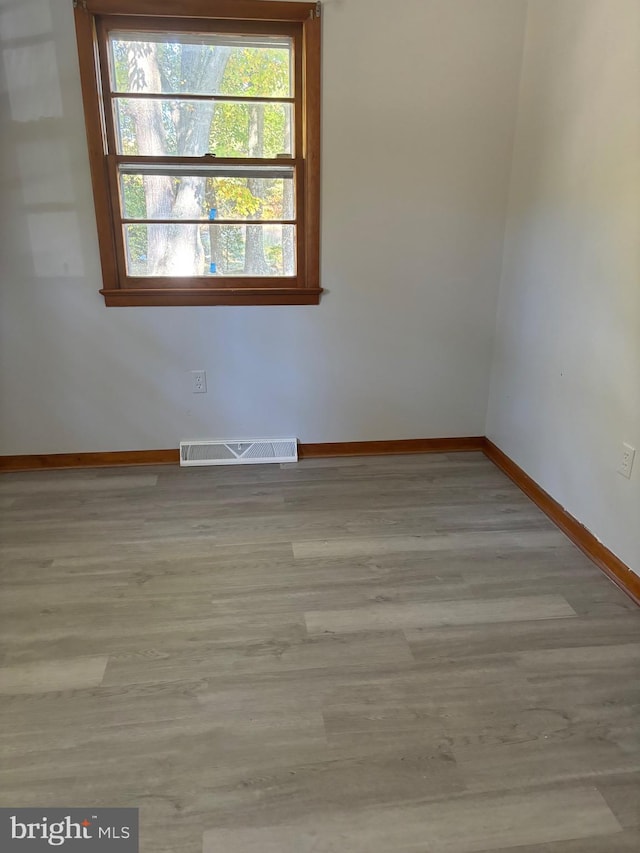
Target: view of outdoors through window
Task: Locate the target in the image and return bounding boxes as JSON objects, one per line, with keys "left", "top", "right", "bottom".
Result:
{"left": 109, "top": 31, "right": 296, "bottom": 277}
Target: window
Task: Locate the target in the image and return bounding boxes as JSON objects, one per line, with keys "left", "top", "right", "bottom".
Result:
{"left": 73, "top": 0, "right": 321, "bottom": 306}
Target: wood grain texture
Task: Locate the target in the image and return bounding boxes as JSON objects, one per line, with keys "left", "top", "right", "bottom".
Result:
{"left": 1, "top": 454, "right": 638, "bottom": 853}
{"left": 1, "top": 437, "right": 637, "bottom": 608}
{"left": 304, "top": 594, "right": 577, "bottom": 634}
{"left": 73, "top": 4, "right": 120, "bottom": 290}
{"left": 303, "top": 10, "right": 321, "bottom": 292}
{"left": 203, "top": 787, "right": 621, "bottom": 853}
{"left": 300, "top": 437, "right": 486, "bottom": 457}
{"left": 85, "top": 0, "right": 316, "bottom": 21}
{"left": 484, "top": 439, "right": 640, "bottom": 605}
{"left": 0, "top": 450, "right": 179, "bottom": 471}
{"left": 100, "top": 287, "right": 323, "bottom": 306}
{"left": 0, "top": 473, "right": 159, "bottom": 493}
{"left": 0, "top": 657, "right": 108, "bottom": 695}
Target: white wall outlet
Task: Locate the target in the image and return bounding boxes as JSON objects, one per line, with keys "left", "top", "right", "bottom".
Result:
{"left": 190, "top": 370, "right": 207, "bottom": 393}
{"left": 618, "top": 442, "right": 636, "bottom": 479}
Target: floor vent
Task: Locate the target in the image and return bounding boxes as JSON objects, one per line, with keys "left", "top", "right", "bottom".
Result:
{"left": 179, "top": 438, "right": 298, "bottom": 467}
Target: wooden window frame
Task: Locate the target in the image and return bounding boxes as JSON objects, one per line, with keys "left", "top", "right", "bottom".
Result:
{"left": 73, "top": 0, "right": 321, "bottom": 306}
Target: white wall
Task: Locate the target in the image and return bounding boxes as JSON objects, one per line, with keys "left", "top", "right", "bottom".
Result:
{"left": 487, "top": 0, "right": 640, "bottom": 573}
{"left": 0, "top": 0, "right": 527, "bottom": 453}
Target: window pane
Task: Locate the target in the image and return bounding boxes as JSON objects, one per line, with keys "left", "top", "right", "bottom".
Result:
{"left": 109, "top": 32, "right": 293, "bottom": 98}
{"left": 120, "top": 168, "right": 295, "bottom": 221}
{"left": 124, "top": 223, "right": 296, "bottom": 277}
{"left": 114, "top": 99, "right": 292, "bottom": 158}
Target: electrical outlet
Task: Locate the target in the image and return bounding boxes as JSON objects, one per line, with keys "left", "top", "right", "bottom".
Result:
{"left": 191, "top": 370, "right": 207, "bottom": 394}
{"left": 618, "top": 442, "right": 636, "bottom": 479}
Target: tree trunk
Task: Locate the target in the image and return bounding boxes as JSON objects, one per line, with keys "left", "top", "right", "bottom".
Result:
{"left": 244, "top": 104, "right": 270, "bottom": 275}
{"left": 126, "top": 42, "right": 172, "bottom": 273}
{"left": 126, "top": 43, "right": 231, "bottom": 275}
{"left": 162, "top": 46, "right": 231, "bottom": 276}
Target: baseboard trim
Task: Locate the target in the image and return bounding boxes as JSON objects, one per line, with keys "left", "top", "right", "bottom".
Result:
{"left": 0, "top": 437, "right": 485, "bottom": 471}
{"left": 299, "top": 437, "right": 486, "bottom": 457}
{"left": 484, "top": 439, "right": 640, "bottom": 607}
{"left": 0, "top": 449, "right": 180, "bottom": 471}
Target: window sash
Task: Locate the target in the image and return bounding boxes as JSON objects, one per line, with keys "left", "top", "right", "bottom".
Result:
{"left": 95, "top": 15, "right": 305, "bottom": 287}
{"left": 106, "top": 158, "right": 305, "bottom": 282}
{"left": 117, "top": 162, "right": 297, "bottom": 224}
{"left": 107, "top": 29, "right": 294, "bottom": 99}
{"left": 97, "top": 17, "right": 302, "bottom": 158}
{"left": 74, "top": 0, "right": 320, "bottom": 305}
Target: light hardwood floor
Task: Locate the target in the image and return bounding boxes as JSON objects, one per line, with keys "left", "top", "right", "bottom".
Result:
{"left": 0, "top": 452, "right": 638, "bottom": 852}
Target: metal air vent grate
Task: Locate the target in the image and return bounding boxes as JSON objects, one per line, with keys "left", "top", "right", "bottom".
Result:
{"left": 180, "top": 438, "right": 298, "bottom": 466}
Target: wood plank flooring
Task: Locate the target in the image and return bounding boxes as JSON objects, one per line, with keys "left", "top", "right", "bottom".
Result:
{"left": 0, "top": 452, "right": 638, "bottom": 852}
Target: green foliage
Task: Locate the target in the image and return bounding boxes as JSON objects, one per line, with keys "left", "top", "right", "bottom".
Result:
{"left": 120, "top": 176, "right": 147, "bottom": 267}
{"left": 121, "top": 174, "right": 147, "bottom": 218}
{"left": 211, "top": 180, "right": 262, "bottom": 218}
{"left": 220, "top": 45, "right": 290, "bottom": 98}
{"left": 125, "top": 224, "right": 148, "bottom": 274}
{"left": 265, "top": 244, "right": 284, "bottom": 274}
{"left": 210, "top": 102, "right": 287, "bottom": 158}
{"left": 217, "top": 226, "right": 245, "bottom": 274}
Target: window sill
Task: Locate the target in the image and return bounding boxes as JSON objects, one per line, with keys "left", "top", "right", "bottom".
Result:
{"left": 100, "top": 288, "right": 323, "bottom": 307}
